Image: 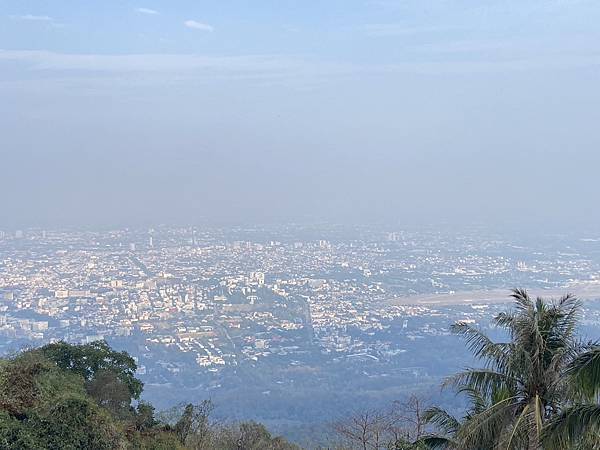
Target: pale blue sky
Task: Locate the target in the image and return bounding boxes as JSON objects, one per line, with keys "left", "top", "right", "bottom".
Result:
{"left": 1, "top": 1, "right": 600, "bottom": 228}
{"left": 2, "top": 1, "right": 599, "bottom": 60}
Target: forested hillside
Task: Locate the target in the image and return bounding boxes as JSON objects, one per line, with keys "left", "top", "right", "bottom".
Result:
{"left": 0, "top": 341, "right": 298, "bottom": 449}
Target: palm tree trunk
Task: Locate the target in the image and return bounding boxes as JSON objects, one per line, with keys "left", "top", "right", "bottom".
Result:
{"left": 527, "top": 400, "right": 541, "bottom": 450}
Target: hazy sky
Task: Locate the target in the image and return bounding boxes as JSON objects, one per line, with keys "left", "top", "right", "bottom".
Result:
{"left": 1, "top": 1, "right": 600, "bottom": 229}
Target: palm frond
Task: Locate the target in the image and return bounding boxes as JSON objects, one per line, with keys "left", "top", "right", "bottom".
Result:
{"left": 543, "top": 404, "right": 600, "bottom": 449}
{"left": 443, "top": 369, "right": 515, "bottom": 399}
{"left": 494, "top": 311, "right": 517, "bottom": 330}
{"left": 546, "top": 294, "right": 581, "bottom": 350}
{"left": 456, "top": 386, "right": 489, "bottom": 415}
{"left": 450, "top": 322, "right": 511, "bottom": 370}
{"left": 566, "top": 347, "right": 600, "bottom": 400}
{"left": 423, "top": 407, "right": 460, "bottom": 435}
{"left": 419, "top": 434, "right": 457, "bottom": 449}
{"left": 510, "top": 288, "right": 533, "bottom": 312}
{"left": 456, "top": 395, "right": 518, "bottom": 450}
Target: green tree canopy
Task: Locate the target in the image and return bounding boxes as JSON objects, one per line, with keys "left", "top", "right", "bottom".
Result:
{"left": 40, "top": 340, "right": 143, "bottom": 401}
{"left": 0, "top": 341, "right": 299, "bottom": 450}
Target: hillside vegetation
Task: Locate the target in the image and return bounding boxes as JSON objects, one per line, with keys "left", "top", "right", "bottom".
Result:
{"left": 0, "top": 340, "right": 298, "bottom": 449}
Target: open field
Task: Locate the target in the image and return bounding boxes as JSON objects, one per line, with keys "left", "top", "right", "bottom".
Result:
{"left": 388, "top": 282, "right": 600, "bottom": 306}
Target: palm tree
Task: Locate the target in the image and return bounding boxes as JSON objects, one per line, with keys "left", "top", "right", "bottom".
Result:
{"left": 423, "top": 289, "right": 600, "bottom": 450}
{"left": 420, "top": 386, "right": 499, "bottom": 449}
{"left": 543, "top": 346, "right": 600, "bottom": 448}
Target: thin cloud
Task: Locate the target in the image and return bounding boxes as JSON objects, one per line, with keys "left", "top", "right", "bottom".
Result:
{"left": 9, "top": 14, "right": 54, "bottom": 22}
{"left": 0, "top": 50, "right": 302, "bottom": 74}
{"left": 184, "top": 20, "right": 214, "bottom": 32}
{"left": 136, "top": 8, "right": 159, "bottom": 15}
{"left": 362, "top": 24, "right": 450, "bottom": 37}
{"left": 1, "top": 48, "right": 598, "bottom": 82}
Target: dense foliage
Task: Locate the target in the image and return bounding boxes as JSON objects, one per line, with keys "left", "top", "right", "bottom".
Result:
{"left": 0, "top": 341, "right": 298, "bottom": 450}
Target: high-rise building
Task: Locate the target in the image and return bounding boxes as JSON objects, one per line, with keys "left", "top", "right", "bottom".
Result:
{"left": 318, "top": 240, "right": 331, "bottom": 249}
{"left": 250, "top": 272, "right": 265, "bottom": 286}
{"left": 387, "top": 232, "right": 400, "bottom": 242}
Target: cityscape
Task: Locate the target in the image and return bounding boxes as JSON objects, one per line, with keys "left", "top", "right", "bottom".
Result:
{"left": 3, "top": 0, "right": 600, "bottom": 447}
{"left": 2, "top": 225, "right": 600, "bottom": 442}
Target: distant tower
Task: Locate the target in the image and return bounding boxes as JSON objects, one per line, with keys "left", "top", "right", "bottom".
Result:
{"left": 387, "top": 232, "right": 400, "bottom": 242}
{"left": 149, "top": 236, "right": 154, "bottom": 248}
{"left": 129, "top": 243, "right": 136, "bottom": 252}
